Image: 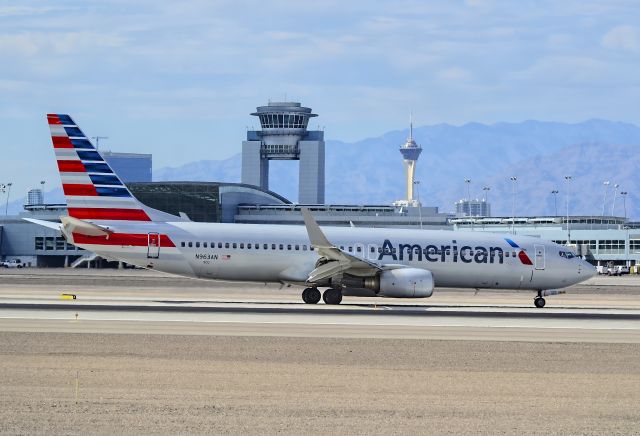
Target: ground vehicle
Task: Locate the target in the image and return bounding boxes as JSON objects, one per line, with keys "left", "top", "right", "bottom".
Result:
{"left": 2, "top": 259, "right": 27, "bottom": 268}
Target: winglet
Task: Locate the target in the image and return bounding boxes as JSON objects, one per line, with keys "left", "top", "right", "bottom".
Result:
{"left": 301, "top": 208, "right": 333, "bottom": 248}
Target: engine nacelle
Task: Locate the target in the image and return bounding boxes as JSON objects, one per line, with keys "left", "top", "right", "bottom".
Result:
{"left": 377, "top": 268, "right": 434, "bottom": 298}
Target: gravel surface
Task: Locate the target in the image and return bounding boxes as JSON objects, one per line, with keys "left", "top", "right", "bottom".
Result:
{"left": 1, "top": 333, "right": 639, "bottom": 435}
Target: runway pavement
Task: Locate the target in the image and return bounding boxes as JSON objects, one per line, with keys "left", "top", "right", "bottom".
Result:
{"left": 1, "top": 269, "right": 639, "bottom": 434}
{"left": 0, "top": 268, "right": 638, "bottom": 343}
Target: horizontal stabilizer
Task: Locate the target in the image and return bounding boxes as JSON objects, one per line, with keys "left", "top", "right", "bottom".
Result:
{"left": 22, "top": 218, "right": 62, "bottom": 231}
{"left": 60, "top": 216, "right": 113, "bottom": 237}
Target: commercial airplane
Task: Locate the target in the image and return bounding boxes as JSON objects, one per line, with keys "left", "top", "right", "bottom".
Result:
{"left": 28, "top": 114, "right": 596, "bottom": 308}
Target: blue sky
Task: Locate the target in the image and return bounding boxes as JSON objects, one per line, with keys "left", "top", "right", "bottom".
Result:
{"left": 1, "top": 0, "right": 639, "bottom": 200}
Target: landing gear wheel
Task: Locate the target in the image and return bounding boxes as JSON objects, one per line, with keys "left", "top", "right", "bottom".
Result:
{"left": 302, "top": 287, "right": 321, "bottom": 304}
{"left": 534, "top": 296, "right": 546, "bottom": 308}
{"left": 322, "top": 288, "right": 343, "bottom": 305}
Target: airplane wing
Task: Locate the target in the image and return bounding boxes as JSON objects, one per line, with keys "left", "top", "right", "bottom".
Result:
{"left": 301, "top": 208, "right": 386, "bottom": 283}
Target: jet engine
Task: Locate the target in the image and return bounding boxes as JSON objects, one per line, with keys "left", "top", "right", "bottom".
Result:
{"left": 377, "top": 268, "right": 434, "bottom": 298}
{"left": 340, "top": 268, "right": 434, "bottom": 298}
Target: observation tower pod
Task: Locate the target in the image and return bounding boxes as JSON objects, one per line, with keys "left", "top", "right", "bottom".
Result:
{"left": 242, "top": 102, "right": 325, "bottom": 204}
{"left": 399, "top": 117, "right": 422, "bottom": 206}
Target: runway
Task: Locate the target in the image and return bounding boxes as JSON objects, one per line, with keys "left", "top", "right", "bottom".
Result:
{"left": 1, "top": 294, "right": 639, "bottom": 342}
{"left": 2, "top": 269, "right": 640, "bottom": 434}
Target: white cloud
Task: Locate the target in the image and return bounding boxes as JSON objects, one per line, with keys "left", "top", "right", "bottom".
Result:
{"left": 601, "top": 25, "right": 640, "bottom": 52}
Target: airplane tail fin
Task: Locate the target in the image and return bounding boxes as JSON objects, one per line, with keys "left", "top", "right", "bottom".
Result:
{"left": 47, "top": 114, "right": 178, "bottom": 223}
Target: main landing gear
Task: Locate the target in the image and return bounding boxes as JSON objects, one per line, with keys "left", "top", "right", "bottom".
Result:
{"left": 301, "top": 287, "right": 342, "bottom": 305}
{"left": 302, "top": 287, "right": 321, "bottom": 304}
{"left": 534, "top": 290, "right": 546, "bottom": 308}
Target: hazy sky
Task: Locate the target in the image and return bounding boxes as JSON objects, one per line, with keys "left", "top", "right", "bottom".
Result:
{"left": 1, "top": 0, "right": 639, "bottom": 199}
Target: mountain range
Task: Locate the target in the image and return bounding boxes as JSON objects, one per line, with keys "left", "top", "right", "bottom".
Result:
{"left": 6, "top": 119, "right": 640, "bottom": 219}
{"left": 155, "top": 119, "right": 640, "bottom": 219}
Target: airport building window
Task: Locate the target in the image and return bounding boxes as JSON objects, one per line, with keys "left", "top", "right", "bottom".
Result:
{"left": 45, "top": 237, "right": 54, "bottom": 250}
{"left": 598, "top": 240, "right": 625, "bottom": 254}
{"left": 35, "top": 237, "right": 44, "bottom": 250}
{"left": 56, "top": 237, "right": 65, "bottom": 250}
{"left": 630, "top": 240, "right": 640, "bottom": 254}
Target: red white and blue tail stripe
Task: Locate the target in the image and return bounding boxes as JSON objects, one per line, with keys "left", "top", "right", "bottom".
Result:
{"left": 48, "top": 114, "right": 152, "bottom": 222}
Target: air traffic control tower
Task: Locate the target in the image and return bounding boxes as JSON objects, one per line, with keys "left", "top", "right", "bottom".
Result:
{"left": 242, "top": 102, "right": 325, "bottom": 204}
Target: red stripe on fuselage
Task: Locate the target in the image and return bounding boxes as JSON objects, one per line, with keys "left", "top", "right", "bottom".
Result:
{"left": 57, "top": 160, "right": 86, "bottom": 172}
{"left": 72, "top": 232, "right": 175, "bottom": 247}
{"left": 518, "top": 250, "right": 533, "bottom": 265}
{"left": 68, "top": 208, "right": 151, "bottom": 221}
{"left": 47, "top": 115, "right": 62, "bottom": 124}
{"left": 52, "top": 136, "right": 73, "bottom": 148}
{"left": 62, "top": 184, "right": 98, "bottom": 196}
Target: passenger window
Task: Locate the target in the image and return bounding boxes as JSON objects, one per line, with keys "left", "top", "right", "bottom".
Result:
{"left": 188, "top": 242, "right": 193, "bottom": 248}
{"left": 340, "top": 246, "right": 344, "bottom": 250}
{"left": 295, "top": 245, "right": 299, "bottom": 250}
{"left": 370, "top": 247, "right": 375, "bottom": 253}
{"left": 225, "top": 243, "right": 229, "bottom": 248}
{"left": 279, "top": 244, "right": 283, "bottom": 250}
{"left": 348, "top": 246, "right": 353, "bottom": 252}
{"left": 255, "top": 243, "right": 259, "bottom": 249}
{"left": 232, "top": 243, "right": 237, "bottom": 249}
{"left": 506, "top": 252, "right": 510, "bottom": 257}
{"left": 303, "top": 245, "right": 307, "bottom": 251}
{"left": 181, "top": 242, "right": 185, "bottom": 247}
{"left": 264, "top": 244, "right": 268, "bottom": 249}
{"left": 357, "top": 246, "right": 362, "bottom": 252}
{"left": 247, "top": 243, "right": 252, "bottom": 249}
{"left": 512, "top": 252, "right": 516, "bottom": 257}
{"left": 195, "top": 242, "right": 200, "bottom": 248}
{"left": 203, "top": 242, "right": 207, "bottom": 248}
{"left": 218, "top": 242, "right": 222, "bottom": 248}
{"left": 310, "top": 247, "right": 314, "bottom": 251}
{"left": 240, "top": 243, "right": 244, "bottom": 249}
{"left": 287, "top": 244, "right": 292, "bottom": 250}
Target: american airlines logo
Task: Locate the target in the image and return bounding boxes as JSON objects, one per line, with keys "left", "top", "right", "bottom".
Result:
{"left": 378, "top": 239, "right": 506, "bottom": 264}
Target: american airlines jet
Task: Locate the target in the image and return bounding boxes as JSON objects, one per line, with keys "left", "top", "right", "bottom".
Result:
{"left": 28, "top": 114, "right": 596, "bottom": 308}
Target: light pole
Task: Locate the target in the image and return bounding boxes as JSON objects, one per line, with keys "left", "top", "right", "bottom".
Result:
{"left": 414, "top": 180, "right": 423, "bottom": 229}
{"left": 464, "top": 179, "right": 471, "bottom": 200}
{"left": 602, "top": 181, "right": 610, "bottom": 216}
{"left": 551, "top": 190, "right": 559, "bottom": 216}
{"left": 510, "top": 176, "right": 517, "bottom": 234}
{"left": 565, "top": 175, "right": 572, "bottom": 245}
{"left": 40, "top": 180, "right": 46, "bottom": 205}
{"left": 611, "top": 184, "right": 620, "bottom": 216}
{"left": 482, "top": 186, "right": 490, "bottom": 217}
{"left": 2, "top": 182, "right": 12, "bottom": 216}
{"left": 621, "top": 191, "right": 628, "bottom": 221}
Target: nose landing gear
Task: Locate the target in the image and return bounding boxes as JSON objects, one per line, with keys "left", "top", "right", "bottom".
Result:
{"left": 534, "top": 290, "right": 546, "bottom": 308}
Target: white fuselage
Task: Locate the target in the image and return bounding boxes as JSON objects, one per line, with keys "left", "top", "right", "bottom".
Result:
{"left": 69, "top": 221, "right": 595, "bottom": 292}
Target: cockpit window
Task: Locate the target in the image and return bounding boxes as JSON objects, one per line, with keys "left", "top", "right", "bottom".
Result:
{"left": 559, "top": 251, "right": 575, "bottom": 259}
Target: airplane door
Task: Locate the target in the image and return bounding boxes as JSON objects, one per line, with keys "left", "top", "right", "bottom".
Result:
{"left": 147, "top": 232, "right": 160, "bottom": 259}
{"left": 367, "top": 244, "right": 379, "bottom": 261}
{"left": 534, "top": 244, "right": 545, "bottom": 270}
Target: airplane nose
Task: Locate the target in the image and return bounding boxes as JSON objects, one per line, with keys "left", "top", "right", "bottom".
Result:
{"left": 579, "top": 260, "right": 596, "bottom": 279}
